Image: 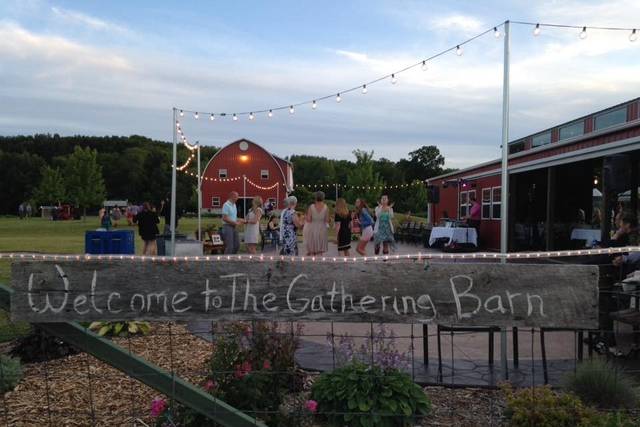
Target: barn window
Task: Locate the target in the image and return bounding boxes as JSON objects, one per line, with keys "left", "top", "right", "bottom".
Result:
{"left": 261, "top": 169, "right": 269, "bottom": 180}
{"left": 559, "top": 120, "right": 584, "bottom": 141}
{"left": 212, "top": 197, "right": 221, "bottom": 207}
{"left": 481, "top": 188, "right": 491, "bottom": 220}
{"left": 594, "top": 106, "right": 626, "bottom": 131}
{"left": 218, "top": 169, "right": 227, "bottom": 178}
{"left": 491, "top": 187, "right": 502, "bottom": 219}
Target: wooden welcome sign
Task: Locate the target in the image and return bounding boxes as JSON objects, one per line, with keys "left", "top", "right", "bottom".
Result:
{"left": 10, "top": 260, "right": 599, "bottom": 328}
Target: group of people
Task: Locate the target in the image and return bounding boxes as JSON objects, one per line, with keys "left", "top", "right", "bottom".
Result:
{"left": 220, "top": 190, "right": 397, "bottom": 257}
{"left": 17, "top": 202, "right": 33, "bottom": 219}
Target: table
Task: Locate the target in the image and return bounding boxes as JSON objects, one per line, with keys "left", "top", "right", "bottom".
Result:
{"left": 429, "top": 226, "right": 478, "bottom": 247}
{"left": 570, "top": 228, "right": 601, "bottom": 247}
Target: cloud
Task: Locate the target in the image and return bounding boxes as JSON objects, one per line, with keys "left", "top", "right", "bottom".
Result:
{"left": 50, "top": 6, "right": 129, "bottom": 34}
{"left": 430, "top": 14, "right": 485, "bottom": 33}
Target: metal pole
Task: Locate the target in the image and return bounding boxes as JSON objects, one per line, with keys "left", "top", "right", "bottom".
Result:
{"left": 499, "top": 20, "right": 511, "bottom": 382}
{"left": 276, "top": 184, "right": 280, "bottom": 210}
{"left": 335, "top": 183, "right": 338, "bottom": 201}
{"left": 197, "top": 143, "right": 202, "bottom": 240}
{"left": 500, "top": 20, "right": 510, "bottom": 258}
{"left": 170, "top": 108, "right": 178, "bottom": 255}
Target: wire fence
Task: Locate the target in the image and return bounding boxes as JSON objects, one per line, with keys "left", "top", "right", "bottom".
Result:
{"left": 0, "top": 262, "right": 640, "bottom": 426}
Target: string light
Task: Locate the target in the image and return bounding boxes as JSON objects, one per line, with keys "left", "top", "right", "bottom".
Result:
{"left": 249, "top": 112, "right": 255, "bottom": 120}
{"left": 421, "top": 61, "right": 427, "bottom": 71}
{"left": 362, "top": 85, "right": 368, "bottom": 94}
{"left": 289, "top": 105, "right": 295, "bottom": 114}
{"left": 179, "top": 110, "right": 184, "bottom": 117}
{"left": 268, "top": 109, "right": 273, "bottom": 117}
{"left": 233, "top": 114, "right": 238, "bottom": 121}
{"left": 312, "top": 100, "right": 317, "bottom": 110}
{"left": 579, "top": 26, "right": 587, "bottom": 39}
{"left": 336, "top": 93, "right": 341, "bottom": 103}
{"left": 391, "top": 74, "right": 397, "bottom": 84}
{"left": 210, "top": 113, "right": 215, "bottom": 121}
{"left": 194, "top": 112, "right": 199, "bottom": 119}
{"left": 173, "top": 21, "right": 639, "bottom": 121}
{"left": 2, "top": 246, "right": 639, "bottom": 263}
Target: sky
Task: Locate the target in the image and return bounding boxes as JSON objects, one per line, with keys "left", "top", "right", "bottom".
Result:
{"left": 1, "top": 0, "right": 639, "bottom": 169}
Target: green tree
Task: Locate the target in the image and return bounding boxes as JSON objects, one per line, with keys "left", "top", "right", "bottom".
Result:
{"left": 0, "top": 150, "right": 46, "bottom": 215}
{"left": 345, "top": 150, "right": 384, "bottom": 205}
{"left": 64, "top": 146, "right": 106, "bottom": 218}
{"left": 404, "top": 180, "right": 429, "bottom": 215}
{"left": 32, "top": 166, "right": 67, "bottom": 206}
{"left": 397, "top": 145, "right": 445, "bottom": 182}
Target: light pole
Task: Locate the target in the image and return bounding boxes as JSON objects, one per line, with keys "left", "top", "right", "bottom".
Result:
{"left": 197, "top": 143, "right": 202, "bottom": 240}
{"left": 170, "top": 108, "right": 178, "bottom": 255}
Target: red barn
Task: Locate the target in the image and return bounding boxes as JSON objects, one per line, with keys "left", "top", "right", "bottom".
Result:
{"left": 427, "top": 97, "right": 640, "bottom": 252}
{"left": 201, "top": 139, "right": 293, "bottom": 216}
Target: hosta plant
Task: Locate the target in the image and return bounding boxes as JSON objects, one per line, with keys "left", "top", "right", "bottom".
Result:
{"left": 88, "top": 321, "right": 151, "bottom": 337}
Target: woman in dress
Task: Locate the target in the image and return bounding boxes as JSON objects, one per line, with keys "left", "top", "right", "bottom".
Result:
{"left": 304, "top": 191, "right": 329, "bottom": 256}
{"left": 373, "top": 195, "right": 396, "bottom": 255}
{"left": 279, "top": 196, "right": 304, "bottom": 256}
{"left": 355, "top": 198, "right": 374, "bottom": 256}
{"left": 244, "top": 196, "right": 263, "bottom": 254}
{"left": 334, "top": 198, "right": 352, "bottom": 256}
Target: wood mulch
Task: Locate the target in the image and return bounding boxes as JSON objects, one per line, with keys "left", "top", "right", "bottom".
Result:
{"left": 0, "top": 323, "right": 212, "bottom": 426}
{"left": 0, "top": 323, "right": 506, "bottom": 426}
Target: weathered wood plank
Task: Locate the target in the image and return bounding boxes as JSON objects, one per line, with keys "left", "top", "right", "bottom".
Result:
{"left": 10, "top": 260, "right": 599, "bottom": 328}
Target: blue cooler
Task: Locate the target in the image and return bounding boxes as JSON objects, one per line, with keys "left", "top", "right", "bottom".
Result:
{"left": 85, "top": 230, "right": 135, "bottom": 254}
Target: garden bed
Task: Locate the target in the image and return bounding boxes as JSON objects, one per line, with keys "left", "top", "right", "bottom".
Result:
{"left": 0, "top": 322, "right": 508, "bottom": 426}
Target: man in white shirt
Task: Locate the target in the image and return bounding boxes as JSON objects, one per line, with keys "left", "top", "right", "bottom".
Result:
{"left": 222, "top": 191, "right": 244, "bottom": 254}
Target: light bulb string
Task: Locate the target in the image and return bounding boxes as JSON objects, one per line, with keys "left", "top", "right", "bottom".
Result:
{"left": 1, "top": 246, "right": 637, "bottom": 263}
{"left": 174, "top": 22, "right": 504, "bottom": 117}
{"left": 511, "top": 21, "right": 637, "bottom": 32}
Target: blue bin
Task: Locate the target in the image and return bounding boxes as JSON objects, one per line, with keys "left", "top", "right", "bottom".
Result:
{"left": 85, "top": 230, "right": 135, "bottom": 254}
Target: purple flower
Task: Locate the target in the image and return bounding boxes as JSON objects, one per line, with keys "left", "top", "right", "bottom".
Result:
{"left": 305, "top": 399, "right": 318, "bottom": 413}
{"left": 150, "top": 397, "right": 167, "bottom": 418}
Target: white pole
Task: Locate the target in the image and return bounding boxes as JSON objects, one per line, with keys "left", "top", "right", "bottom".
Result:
{"left": 170, "top": 108, "right": 178, "bottom": 255}
{"left": 197, "top": 143, "right": 202, "bottom": 240}
{"left": 276, "top": 183, "right": 280, "bottom": 210}
{"left": 500, "top": 20, "right": 510, "bottom": 259}
{"left": 499, "top": 20, "right": 511, "bottom": 382}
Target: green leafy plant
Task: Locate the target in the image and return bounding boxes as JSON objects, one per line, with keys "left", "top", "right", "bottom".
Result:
{"left": 563, "top": 359, "right": 638, "bottom": 409}
{"left": 580, "top": 410, "right": 638, "bottom": 427}
{"left": 88, "top": 321, "right": 151, "bottom": 337}
{"left": 502, "top": 384, "right": 593, "bottom": 427}
{"left": 0, "top": 355, "right": 23, "bottom": 393}
{"left": 311, "top": 361, "right": 430, "bottom": 427}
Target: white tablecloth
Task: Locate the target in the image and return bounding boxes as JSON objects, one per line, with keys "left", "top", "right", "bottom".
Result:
{"left": 429, "top": 227, "right": 478, "bottom": 247}
{"left": 570, "top": 228, "right": 601, "bottom": 246}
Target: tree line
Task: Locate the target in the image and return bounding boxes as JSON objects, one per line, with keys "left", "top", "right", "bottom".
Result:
{"left": 0, "top": 134, "right": 454, "bottom": 216}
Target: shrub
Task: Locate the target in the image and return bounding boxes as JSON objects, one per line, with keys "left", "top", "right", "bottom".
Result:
{"left": 10, "top": 326, "right": 78, "bottom": 362}
{"left": 502, "top": 384, "right": 592, "bottom": 427}
{"left": 0, "top": 355, "right": 22, "bottom": 393}
{"left": 330, "top": 323, "right": 410, "bottom": 370}
{"left": 88, "top": 321, "right": 151, "bottom": 337}
{"left": 581, "top": 410, "right": 638, "bottom": 427}
{"left": 150, "top": 321, "right": 303, "bottom": 426}
{"left": 311, "top": 361, "right": 430, "bottom": 427}
{"left": 563, "top": 359, "right": 638, "bottom": 409}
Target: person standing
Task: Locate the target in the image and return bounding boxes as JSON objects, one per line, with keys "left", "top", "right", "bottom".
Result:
{"left": 304, "top": 191, "right": 329, "bottom": 256}
{"left": 334, "top": 198, "right": 352, "bottom": 256}
{"left": 134, "top": 202, "right": 160, "bottom": 255}
{"left": 221, "top": 191, "right": 244, "bottom": 254}
{"left": 374, "top": 195, "right": 396, "bottom": 255}
{"left": 160, "top": 194, "right": 180, "bottom": 234}
{"left": 355, "top": 198, "right": 374, "bottom": 256}
{"left": 244, "top": 196, "right": 263, "bottom": 254}
{"left": 280, "top": 196, "right": 304, "bottom": 256}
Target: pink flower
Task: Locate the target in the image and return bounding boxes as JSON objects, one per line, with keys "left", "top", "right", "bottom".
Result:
{"left": 305, "top": 399, "right": 318, "bottom": 413}
{"left": 234, "top": 361, "right": 252, "bottom": 379}
{"left": 150, "top": 397, "right": 167, "bottom": 417}
{"left": 204, "top": 379, "right": 216, "bottom": 391}
{"left": 263, "top": 360, "right": 271, "bottom": 370}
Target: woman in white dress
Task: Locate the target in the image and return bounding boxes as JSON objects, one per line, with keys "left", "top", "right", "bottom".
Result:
{"left": 244, "top": 196, "right": 263, "bottom": 254}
